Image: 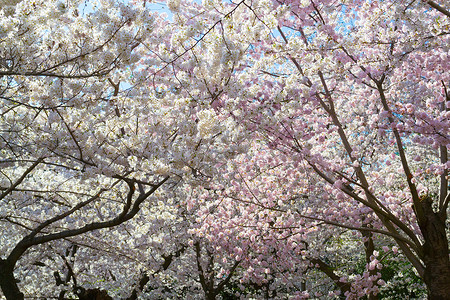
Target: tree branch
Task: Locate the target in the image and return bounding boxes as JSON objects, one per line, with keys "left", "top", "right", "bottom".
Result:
{"left": 427, "top": 0, "right": 450, "bottom": 18}
{"left": 7, "top": 176, "right": 168, "bottom": 266}
{"left": 0, "top": 158, "right": 44, "bottom": 201}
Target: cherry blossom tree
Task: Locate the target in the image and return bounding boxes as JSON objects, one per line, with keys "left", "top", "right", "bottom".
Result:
{"left": 155, "top": 0, "right": 449, "bottom": 298}
{"left": 1, "top": 0, "right": 449, "bottom": 298}
{"left": 0, "top": 0, "right": 193, "bottom": 298}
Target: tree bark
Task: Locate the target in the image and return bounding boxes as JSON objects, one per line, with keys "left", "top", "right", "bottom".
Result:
{"left": 416, "top": 196, "right": 450, "bottom": 299}
{"left": 363, "top": 231, "right": 379, "bottom": 300}
{"left": 0, "top": 259, "right": 23, "bottom": 300}
{"left": 311, "top": 258, "right": 351, "bottom": 297}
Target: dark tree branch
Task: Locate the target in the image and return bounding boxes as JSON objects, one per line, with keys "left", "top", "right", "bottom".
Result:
{"left": 427, "top": 0, "right": 450, "bottom": 18}
{"left": 6, "top": 176, "right": 169, "bottom": 267}
{"left": 0, "top": 157, "right": 44, "bottom": 201}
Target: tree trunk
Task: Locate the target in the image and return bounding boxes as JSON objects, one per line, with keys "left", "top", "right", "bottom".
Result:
{"left": 0, "top": 259, "right": 23, "bottom": 300}
{"left": 416, "top": 196, "right": 450, "bottom": 299}
{"left": 204, "top": 290, "right": 216, "bottom": 300}
{"left": 363, "top": 231, "right": 379, "bottom": 300}
{"left": 423, "top": 256, "right": 450, "bottom": 300}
